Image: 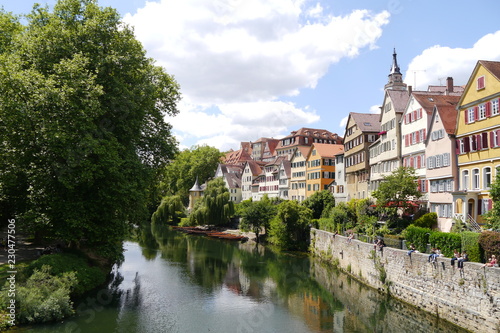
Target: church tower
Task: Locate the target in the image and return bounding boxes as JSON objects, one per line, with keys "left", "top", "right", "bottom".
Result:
{"left": 384, "top": 48, "right": 407, "bottom": 91}
{"left": 188, "top": 176, "right": 204, "bottom": 211}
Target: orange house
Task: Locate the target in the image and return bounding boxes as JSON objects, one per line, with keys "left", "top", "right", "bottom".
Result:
{"left": 305, "top": 143, "right": 344, "bottom": 198}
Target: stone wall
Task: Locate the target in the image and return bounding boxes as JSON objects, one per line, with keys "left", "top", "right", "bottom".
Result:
{"left": 311, "top": 228, "right": 500, "bottom": 333}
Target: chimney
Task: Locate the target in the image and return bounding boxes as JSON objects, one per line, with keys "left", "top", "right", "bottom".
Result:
{"left": 446, "top": 77, "right": 453, "bottom": 94}
{"left": 408, "top": 85, "right": 413, "bottom": 95}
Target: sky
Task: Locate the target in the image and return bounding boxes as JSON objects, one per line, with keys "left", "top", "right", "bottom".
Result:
{"left": 6, "top": 0, "right": 500, "bottom": 152}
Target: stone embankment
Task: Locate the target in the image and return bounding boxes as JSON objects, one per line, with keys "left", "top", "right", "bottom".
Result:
{"left": 311, "top": 228, "right": 500, "bottom": 333}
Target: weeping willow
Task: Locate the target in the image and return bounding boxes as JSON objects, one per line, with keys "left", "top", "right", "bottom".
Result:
{"left": 189, "top": 178, "right": 234, "bottom": 226}
{"left": 151, "top": 195, "right": 185, "bottom": 225}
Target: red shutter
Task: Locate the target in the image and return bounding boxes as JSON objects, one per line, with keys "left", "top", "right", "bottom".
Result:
{"left": 416, "top": 131, "right": 420, "bottom": 143}
{"left": 423, "top": 129, "right": 426, "bottom": 141}
{"left": 455, "top": 140, "right": 460, "bottom": 154}
{"left": 474, "top": 106, "right": 479, "bottom": 121}
{"left": 413, "top": 110, "right": 417, "bottom": 121}
{"left": 417, "top": 180, "right": 421, "bottom": 191}
{"left": 486, "top": 102, "right": 491, "bottom": 117}
{"left": 491, "top": 131, "right": 495, "bottom": 148}
{"left": 497, "top": 130, "right": 500, "bottom": 146}
{"left": 477, "top": 199, "right": 482, "bottom": 215}
{"left": 482, "top": 132, "right": 488, "bottom": 149}
{"left": 405, "top": 135, "right": 409, "bottom": 147}
{"left": 417, "top": 155, "right": 421, "bottom": 169}
{"left": 465, "top": 110, "right": 468, "bottom": 124}
{"left": 464, "top": 137, "right": 470, "bottom": 152}
{"left": 488, "top": 199, "right": 493, "bottom": 210}
{"left": 477, "top": 134, "right": 482, "bottom": 150}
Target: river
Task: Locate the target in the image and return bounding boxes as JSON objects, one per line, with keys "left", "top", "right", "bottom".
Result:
{"left": 17, "top": 224, "right": 468, "bottom": 333}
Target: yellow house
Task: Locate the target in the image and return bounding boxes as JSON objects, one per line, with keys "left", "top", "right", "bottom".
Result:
{"left": 453, "top": 60, "right": 500, "bottom": 226}
{"left": 305, "top": 143, "right": 344, "bottom": 198}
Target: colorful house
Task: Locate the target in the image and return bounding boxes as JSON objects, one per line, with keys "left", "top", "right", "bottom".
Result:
{"left": 305, "top": 143, "right": 343, "bottom": 198}
{"left": 344, "top": 112, "right": 380, "bottom": 200}
{"left": 289, "top": 146, "right": 310, "bottom": 202}
{"left": 453, "top": 60, "right": 500, "bottom": 227}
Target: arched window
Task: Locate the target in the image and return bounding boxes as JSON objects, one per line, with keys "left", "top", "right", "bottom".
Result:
{"left": 472, "top": 169, "right": 480, "bottom": 189}
{"left": 462, "top": 170, "right": 469, "bottom": 190}
{"left": 484, "top": 167, "right": 492, "bottom": 189}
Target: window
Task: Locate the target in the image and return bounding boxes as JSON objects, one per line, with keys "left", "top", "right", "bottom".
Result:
{"left": 472, "top": 169, "right": 480, "bottom": 189}
{"left": 447, "top": 179, "right": 453, "bottom": 192}
{"left": 462, "top": 170, "right": 469, "bottom": 190}
{"left": 477, "top": 76, "right": 485, "bottom": 90}
{"left": 492, "top": 99, "right": 499, "bottom": 116}
{"left": 468, "top": 108, "right": 475, "bottom": 123}
{"left": 484, "top": 167, "right": 492, "bottom": 189}
{"left": 479, "top": 103, "right": 487, "bottom": 120}
{"left": 443, "top": 153, "right": 450, "bottom": 167}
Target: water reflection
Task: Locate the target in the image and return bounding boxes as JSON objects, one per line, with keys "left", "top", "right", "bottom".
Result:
{"left": 17, "top": 223, "right": 468, "bottom": 333}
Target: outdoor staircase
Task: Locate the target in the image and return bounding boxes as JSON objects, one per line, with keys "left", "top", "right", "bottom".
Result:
{"left": 466, "top": 214, "right": 482, "bottom": 232}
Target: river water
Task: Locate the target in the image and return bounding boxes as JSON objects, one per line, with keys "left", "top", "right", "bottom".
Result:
{"left": 18, "top": 224, "right": 468, "bottom": 333}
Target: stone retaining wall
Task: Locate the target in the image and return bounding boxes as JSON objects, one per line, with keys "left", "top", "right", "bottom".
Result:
{"left": 311, "top": 228, "right": 500, "bottom": 333}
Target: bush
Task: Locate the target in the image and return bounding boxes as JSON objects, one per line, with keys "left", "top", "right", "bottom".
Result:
{"left": 479, "top": 231, "right": 500, "bottom": 258}
{"left": 317, "top": 217, "right": 335, "bottom": 233}
{"left": 402, "top": 225, "right": 432, "bottom": 253}
{"left": 461, "top": 232, "right": 482, "bottom": 263}
{"left": 413, "top": 212, "right": 437, "bottom": 229}
{"left": 26, "top": 253, "right": 106, "bottom": 297}
{"left": 428, "top": 231, "right": 461, "bottom": 258}
{"left": 1, "top": 265, "right": 76, "bottom": 324}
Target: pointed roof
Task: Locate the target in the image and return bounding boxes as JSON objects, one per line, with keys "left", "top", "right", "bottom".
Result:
{"left": 458, "top": 60, "right": 500, "bottom": 108}
{"left": 390, "top": 48, "right": 401, "bottom": 74}
{"left": 412, "top": 93, "right": 461, "bottom": 116}
{"left": 349, "top": 113, "right": 381, "bottom": 132}
{"left": 190, "top": 177, "right": 203, "bottom": 192}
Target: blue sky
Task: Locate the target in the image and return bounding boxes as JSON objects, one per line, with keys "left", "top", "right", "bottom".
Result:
{"left": 6, "top": 0, "right": 500, "bottom": 151}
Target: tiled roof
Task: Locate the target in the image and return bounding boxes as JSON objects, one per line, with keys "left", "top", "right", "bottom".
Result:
{"left": 435, "top": 104, "right": 459, "bottom": 135}
{"left": 245, "top": 160, "right": 265, "bottom": 176}
{"left": 223, "top": 147, "right": 252, "bottom": 165}
{"left": 280, "top": 160, "right": 291, "bottom": 178}
{"left": 349, "top": 113, "right": 381, "bottom": 132}
{"left": 387, "top": 90, "right": 411, "bottom": 113}
{"left": 479, "top": 60, "right": 500, "bottom": 81}
{"left": 427, "top": 86, "right": 464, "bottom": 95}
{"left": 412, "top": 93, "right": 461, "bottom": 115}
{"left": 297, "top": 146, "right": 311, "bottom": 157}
{"left": 310, "top": 143, "right": 344, "bottom": 158}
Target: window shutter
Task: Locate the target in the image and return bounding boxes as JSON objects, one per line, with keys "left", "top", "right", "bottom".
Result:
{"left": 417, "top": 155, "right": 421, "bottom": 169}
{"left": 474, "top": 106, "right": 479, "bottom": 121}
{"left": 413, "top": 110, "right": 417, "bottom": 121}
{"left": 486, "top": 102, "right": 491, "bottom": 117}
{"left": 405, "top": 134, "right": 409, "bottom": 147}
{"left": 417, "top": 180, "right": 421, "bottom": 191}
{"left": 491, "top": 131, "right": 495, "bottom": 148}
{"left": 477, "top": 199, "right": 482, "bottom": 215}
{"left": 455, "top": 140, "right": 460, "bottom": 154}
{"left": 489, "top": 199, "right": 493, "bottom": 210}
{"left": 464, "top": 110, "right": 468, "bottom": 124}
{"left": 497, "top": 130, "right": 500, "bottom": 146}
{"left": 471, "top": 135, "right": 477, "bottom": 151}
{"left": 476, "top": 134, "right": 482, "bottom": 150}
{"left": 464, "top": 137, "right": 470, "bottom": 152}
{"left": 482, "top": 132, "right": 489, "bottom": 149}
{"left": 416, "top": 131, "right": 420, "bottom": 143}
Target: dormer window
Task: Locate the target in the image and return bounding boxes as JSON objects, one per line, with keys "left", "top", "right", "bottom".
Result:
{"left": 477, "top": 76, "right": 485, "bottom": 90}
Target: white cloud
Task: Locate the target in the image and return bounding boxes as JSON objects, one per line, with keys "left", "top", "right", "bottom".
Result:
{"left": 405, "top": 30, "right": 500, "bottom": 90}
{"left": 125, "top": 0, "right": 390, "bottom": 149}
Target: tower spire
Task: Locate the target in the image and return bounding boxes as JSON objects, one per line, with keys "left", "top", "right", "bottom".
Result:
{"left": 384, "top": 48, "right": 407, "bottom": 91}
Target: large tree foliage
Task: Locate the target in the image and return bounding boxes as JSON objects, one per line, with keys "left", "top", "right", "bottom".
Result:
{"left": 238, "top": 196, "right": 276, "bottom": 243}
{"left": 0, "top": 0, "right": 180, "bottom": 260}
{"left": 302, "top": 190, "right": 335, "bottom": 219}
{"left": 162, "top": 145, "right": 223, "bottom": 204}
{"left": 189, "top": 178, "right": 234, "bottom": 226}
{"left": 269, "top": 200, "right": 312, "bottom": 251}
{"left": 151, "top": 195, "right": 185, "bottom": 226}
{"left": 371, "top": 167, "right": 420, "bottom": 226}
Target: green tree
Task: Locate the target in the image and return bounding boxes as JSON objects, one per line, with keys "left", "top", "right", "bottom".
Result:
{"left": 151, "top": 195, "right": 185, "bottom": 225}
{"left": 269, "top": 200, "right": 312, "bottom": 251}
{"left": 302, "top": 190, "right": 335, "bottom": 219}
{"left": 0, "top": 0, "right": 180, "bottom": 260}
{"left": 239, "top": 196, "right": 276, "bottom": 243}
{"left": 484, "top": 167, "right": 500, "bottom": 231}
{"left": 372, "top": 167, "right": 421, "bottom": 227}
{"left": 189, "top": 178, "right": 234, "bottom": 226}
{"left": 162, "top": 145, "right": 223, "bottom": 204}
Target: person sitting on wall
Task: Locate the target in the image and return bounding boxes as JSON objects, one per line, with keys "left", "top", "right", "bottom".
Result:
{"left": 457, "top": 251, "right": 468, "bottom": 270}
{"left": 481, "top": 255, "right": 497, "bottom": 268}
{"left": 428, "top": 248, "right": 437, "bottom": 262}
{"left": 377, "top": 239, "right": 385, "bottom": 251}
{"left": 450, "top": 249, "right": 460, "bottom": 267}
{"left": 347, "top": 233, "right": 353, "bottom": 244}
{"left": 407, "top": 243, "right": 416, "bottom": 256}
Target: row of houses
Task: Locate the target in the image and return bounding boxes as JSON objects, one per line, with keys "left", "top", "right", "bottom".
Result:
{"left": 193, "top": 51, "right": 500, "bottom": 232}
